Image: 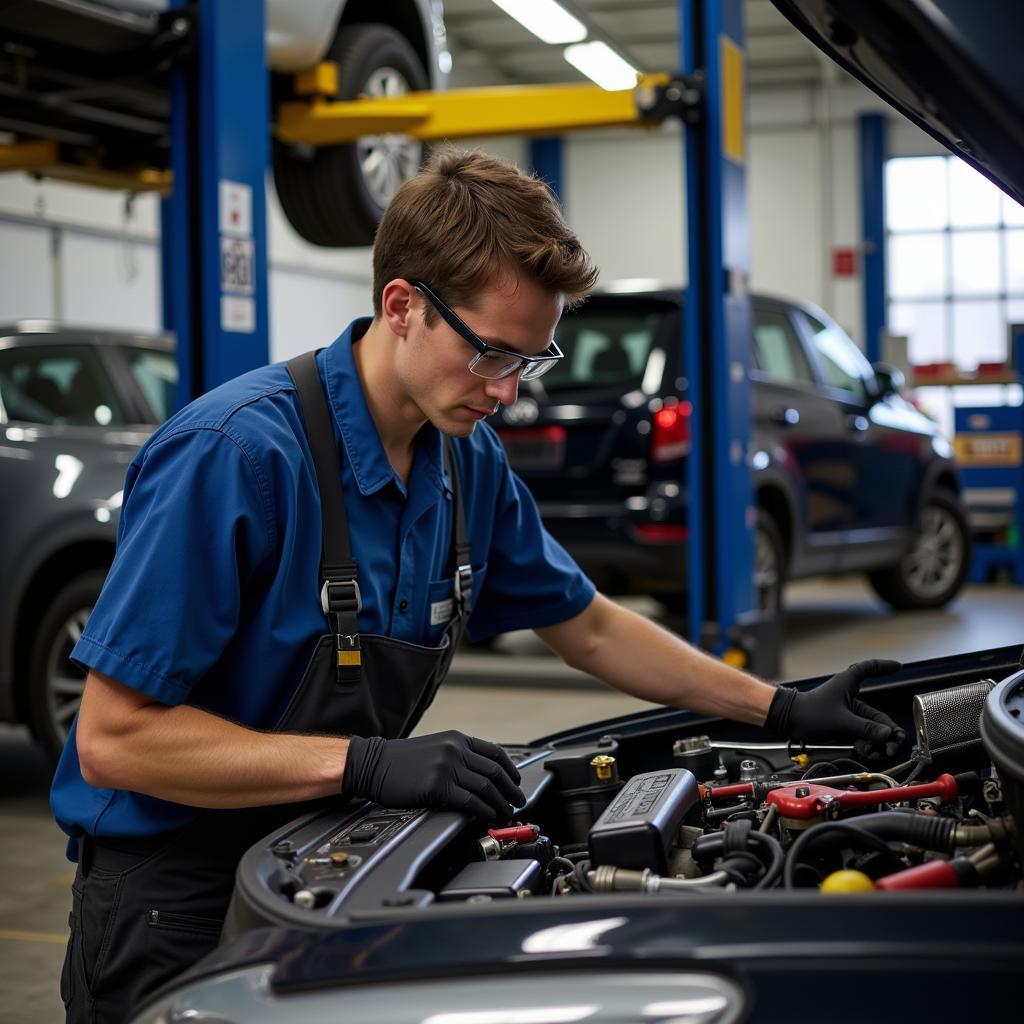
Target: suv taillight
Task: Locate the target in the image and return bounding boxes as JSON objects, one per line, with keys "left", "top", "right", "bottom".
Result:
{"left": 651, "top": 401, "right": 691, "bottom": 462}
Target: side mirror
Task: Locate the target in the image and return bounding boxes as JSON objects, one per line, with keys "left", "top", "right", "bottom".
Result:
{"left": 872, "top": 361, "right": 905, "bottom": 398}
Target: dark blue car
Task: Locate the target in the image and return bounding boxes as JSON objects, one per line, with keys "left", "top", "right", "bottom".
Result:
{"left": 493, "top": 288, "right": 970, "bottom": 614}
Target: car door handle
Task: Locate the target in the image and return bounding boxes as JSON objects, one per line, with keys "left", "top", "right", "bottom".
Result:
{"left": 771, "top": 407, "right": 800, "bottom": 426}
{"left": 846, "top": 414, "right": 870, "bottom": 433}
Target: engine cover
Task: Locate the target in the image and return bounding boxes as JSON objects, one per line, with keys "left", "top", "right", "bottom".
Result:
{"left": 588, "top": 768, "right": 699, "bottom": 873}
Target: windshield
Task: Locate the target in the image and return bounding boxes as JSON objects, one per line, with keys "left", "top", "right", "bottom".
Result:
{"left": 544, "top": 306, "right": 676, "bottom": 395}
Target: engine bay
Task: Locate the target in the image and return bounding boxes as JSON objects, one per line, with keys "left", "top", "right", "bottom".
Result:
{"left": 224, "top": 652, "right": 1024, "bottom": 939}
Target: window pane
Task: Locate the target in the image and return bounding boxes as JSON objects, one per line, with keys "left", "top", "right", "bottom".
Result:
{"left": 1006, "top": 231, "right": 1024, "bottom": 293}
{"left": 889, "top": 233, "right": 948, "bottom": 298}
{"left": 889, "top": 301, "right": 949, "bottom": 364}
{"left": 752, "top": 310, "right": 813, "bottom": 384}
{"left": 949, "top": 159, "right": 1002, "bottom": 227}
{"left": 1003, "top": 193, "right": 1024, "bottom": 226}
{"left": 125, "top": 348, "right": 177, "bottom": 424}
{"left": 951, "top": 300, "right": 1004, "bottom": 367}
{"left": 886, "top": 157, "right": 948, "bottom": 231}
{"left": 951, "top": 231, "right": 1001, "bottom": 294}
{"left": 1007, "top": 298, "right": 1024, "bottom": 327}
{"left": 800, "top": 312, "right": 871, "bottom": 398}
{"left": 0, "top": 344, "right": 126, "bottom": 426}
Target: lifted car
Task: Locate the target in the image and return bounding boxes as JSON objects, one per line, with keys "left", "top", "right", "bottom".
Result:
{"left": 0, "top": 0, "right": 449, "bottom": 246}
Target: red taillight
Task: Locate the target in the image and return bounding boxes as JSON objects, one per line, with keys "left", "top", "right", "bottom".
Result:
{"left": 651, "top": 401, "right": 691, "bottom": 462}
{"left": 630, "top": 523, "right": 688, "bottom": 543}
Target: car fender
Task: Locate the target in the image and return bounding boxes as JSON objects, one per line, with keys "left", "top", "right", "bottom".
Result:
{"left": 0, "top": 509, "right": 117, "bottom": 723}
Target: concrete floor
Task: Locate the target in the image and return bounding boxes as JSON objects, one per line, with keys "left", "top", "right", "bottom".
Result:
{"left": 3, "top": 575, "right": 1024, "bottom": 1023}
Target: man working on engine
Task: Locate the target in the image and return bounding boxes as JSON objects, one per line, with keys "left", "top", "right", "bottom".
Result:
{"left": 52, "top": 149, "right": 903, "bottom": 1024}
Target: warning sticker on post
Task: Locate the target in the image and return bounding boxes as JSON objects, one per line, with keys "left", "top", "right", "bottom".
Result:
{"left": 221, "top": 237, "right": 255, "bottom": 294}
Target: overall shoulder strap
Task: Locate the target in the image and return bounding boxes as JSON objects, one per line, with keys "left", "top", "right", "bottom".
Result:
{"left": 443, "top": 437, "right": 473, "bottom": 619}
{"left": 286, "top": 352, "right": 361, "bottom": 683}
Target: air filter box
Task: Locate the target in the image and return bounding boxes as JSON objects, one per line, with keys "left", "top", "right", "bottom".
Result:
{"left": 588, "top": 768, "right": 699, "bottom": 873}
{"left": 980, "top": 668, "right": 1024, "bottom": 865}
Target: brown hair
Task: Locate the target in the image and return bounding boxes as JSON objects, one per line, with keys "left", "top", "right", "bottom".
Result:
{"left": 372, "top": 148, "right": 598, "bottom": 321}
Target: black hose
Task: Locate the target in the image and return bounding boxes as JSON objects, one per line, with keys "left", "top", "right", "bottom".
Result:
{"left": 691, "top": 827, "right": 785, "bottom": 889}
{"left": 783, "top": 821, "right": 904, "bottom": 889}
{"left": 781, "top": 811, "right": 957, "bottom": 889}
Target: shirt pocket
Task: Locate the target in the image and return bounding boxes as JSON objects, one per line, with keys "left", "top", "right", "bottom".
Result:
{"left": 421, "top": 562, "right": 487, "bottom": 646}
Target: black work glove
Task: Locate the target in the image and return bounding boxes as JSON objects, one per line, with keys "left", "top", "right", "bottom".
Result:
{"left": 341, "top": 730, "right": 526, "bottom": 821}
{"left": 765, "top": 659, "right": 906, "bottom": 761}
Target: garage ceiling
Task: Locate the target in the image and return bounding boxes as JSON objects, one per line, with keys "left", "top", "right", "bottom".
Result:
{"left": 443, "top": 0, "right": 830, "bottom": 89}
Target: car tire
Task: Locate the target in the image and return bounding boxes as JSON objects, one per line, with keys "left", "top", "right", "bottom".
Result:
{"left": 867, "top": 489, "right": 971, "bottom": 610}
{"left": 755, "top": 509, "right": 786, "bottom": 614}
{"left": 27, "top": 570, "right": 104, "bottom": 764}
{"left": 272, "top": 23, "right": 429, "bottom": 247}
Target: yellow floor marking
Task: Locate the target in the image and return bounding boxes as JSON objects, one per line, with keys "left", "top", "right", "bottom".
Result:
{"left": 53, "top": 873, "right": 75, "bottom": 886}
{"left": 0, "top": 928, "right": 68, "bottom": 945}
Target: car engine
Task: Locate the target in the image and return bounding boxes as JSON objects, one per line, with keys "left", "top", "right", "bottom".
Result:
{"left": 224, "top": 663, "right": 1024, "bottom": 937}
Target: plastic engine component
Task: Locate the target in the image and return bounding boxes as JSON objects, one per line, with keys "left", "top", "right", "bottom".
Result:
{"left": 588, "top": 768, "right": 699, "bottom": 873}
{"left": 980, "top": 668, "right": 1024, "bottom": 864}
{"left": 438, "top": 860, "right": 543, "bottom": 901}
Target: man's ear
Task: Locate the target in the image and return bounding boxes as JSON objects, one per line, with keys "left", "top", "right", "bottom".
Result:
{"left": 380, "top": 279, "right": 416, "bottom": 337}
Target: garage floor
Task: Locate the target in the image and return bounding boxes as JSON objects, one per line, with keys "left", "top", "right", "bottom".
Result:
{"left": 3, "top": 576, "right": 1023, "bottom": 1023}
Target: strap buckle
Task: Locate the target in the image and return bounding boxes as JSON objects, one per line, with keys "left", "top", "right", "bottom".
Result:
{"left": 321, "top": 579, "right": 362, "bottom": 615}
{"left": 454, "top": 563, "right": 473, "bottom": 608}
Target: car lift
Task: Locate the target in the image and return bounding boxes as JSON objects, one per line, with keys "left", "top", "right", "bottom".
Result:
{"left": 0, "top": 0, "right": 773, "bottom": 674}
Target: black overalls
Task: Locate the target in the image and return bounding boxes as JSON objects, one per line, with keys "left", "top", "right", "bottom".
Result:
{"left": 61, "top": 352, "right": 473, "bottom": 1024}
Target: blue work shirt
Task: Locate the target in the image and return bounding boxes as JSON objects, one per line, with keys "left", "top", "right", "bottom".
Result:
{"left": 51, "top": 318, "right": 595, "bottom": 855}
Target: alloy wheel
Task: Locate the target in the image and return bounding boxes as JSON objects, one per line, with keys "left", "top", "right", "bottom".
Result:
{"left": 902, "top": 504, "right": 965, "bottom": 600}
{"left": 44, "top": 606, "right": 91, "bottom": 745}
{"left": 356, "top": 67, "right": 423, "bottom": 209}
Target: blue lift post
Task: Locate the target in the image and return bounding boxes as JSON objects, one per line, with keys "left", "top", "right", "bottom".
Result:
{"left": 529, "top": 137, "right": 565, "bottom": 205}
{"left": 160, "top": 0, "right": 270, "bottom": 409}
{"left": 860, "top": 113, "right": 887, "bottom": 364}
{"left": 680, "top": 1, "right": 769, "bottom": 671}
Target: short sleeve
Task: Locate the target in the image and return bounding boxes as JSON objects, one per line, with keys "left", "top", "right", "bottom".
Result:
{"left": 468, "top": 451, "right": 595, "bottom": 640}
{"left": 70, "top": 426, "right": 275, "bottom": 703}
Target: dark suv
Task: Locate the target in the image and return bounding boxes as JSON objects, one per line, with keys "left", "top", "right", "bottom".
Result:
{"left": 0, "top": 322, "right": 176, "bottom": 761}
{"left": 493, "top": 288, "right": 970, "bottom": 615}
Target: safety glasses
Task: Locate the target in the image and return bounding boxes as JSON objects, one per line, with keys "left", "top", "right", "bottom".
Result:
{"left": 411, "top": 280, "right": 563, "bottom": 381}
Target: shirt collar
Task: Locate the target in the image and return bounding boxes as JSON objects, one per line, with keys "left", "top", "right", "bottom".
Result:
{"left": 322, "top": 318, "right": 446, "bottom": 497}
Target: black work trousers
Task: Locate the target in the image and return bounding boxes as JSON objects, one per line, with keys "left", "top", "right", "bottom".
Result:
{"left": 60, "top": 806, "right": 293, "bottom": 1024}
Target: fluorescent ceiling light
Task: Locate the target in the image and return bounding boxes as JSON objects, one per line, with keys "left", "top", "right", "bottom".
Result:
{"left": 563, "top": 41, "right": 639, "bottom": 91}
{"left": 490, "top": 0, "right": 587, "bottom": 45}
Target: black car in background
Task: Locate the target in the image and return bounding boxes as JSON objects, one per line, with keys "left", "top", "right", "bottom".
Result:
{"left": 494, "top": 287, "right": 970, "bottom": 614}
{"left": 0, "top": 322, "right": 176, "bottom": 761}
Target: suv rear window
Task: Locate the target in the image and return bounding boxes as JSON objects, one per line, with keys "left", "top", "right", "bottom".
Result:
{"left": 548, "top": 307, "right": 674, "bottom": 394}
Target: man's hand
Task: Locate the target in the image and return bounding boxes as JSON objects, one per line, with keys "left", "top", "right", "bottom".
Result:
{"left": 765, "top": 660, "right": 906, "bottom": 760}
{"left": 341, "top": 730, "right": 526, "bottom": 821}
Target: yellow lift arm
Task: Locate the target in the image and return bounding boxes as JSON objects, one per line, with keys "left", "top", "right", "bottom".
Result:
{"left": 275, "top": 68, "right": 698, "bottom": 147}
{"left": 0, "top": 139, "right": 171, "bottom": 195}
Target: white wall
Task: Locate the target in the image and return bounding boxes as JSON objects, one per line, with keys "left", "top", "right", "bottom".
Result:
{"left": 0, "top": 73, "right": 943, "bottom": 357}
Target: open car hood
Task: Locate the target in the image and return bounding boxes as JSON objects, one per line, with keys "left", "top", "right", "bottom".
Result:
{"left": 770, "top": 0, "right": 1024, "bottom": 206}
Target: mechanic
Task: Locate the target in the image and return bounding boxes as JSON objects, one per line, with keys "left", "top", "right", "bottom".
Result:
{"left": 51, "top": 149, "right": 903, "bottom": 1024}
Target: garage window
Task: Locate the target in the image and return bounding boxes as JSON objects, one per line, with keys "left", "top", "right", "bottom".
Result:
{"left": 886, "top": 155, "right": 1024, "bottom": 369}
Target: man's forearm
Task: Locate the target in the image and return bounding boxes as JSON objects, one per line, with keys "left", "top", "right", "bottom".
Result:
{"left": 538, "top": 595, "right": 776, "bottom": 725}
{"left": 77, "top": 672, "right": 348, "bottom": 808}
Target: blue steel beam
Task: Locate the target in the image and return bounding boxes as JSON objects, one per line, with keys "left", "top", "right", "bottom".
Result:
{"left": 681, "top": 0, "right": 755, "bottom": 653}
{"left": 529, "top": 137, "right": 564, "bottom": 205}
{"left": 860, "top": 113, "right": 887, "bottom": 364}
{"left": 161, "top": 0, "right": 269, "bottom": 407}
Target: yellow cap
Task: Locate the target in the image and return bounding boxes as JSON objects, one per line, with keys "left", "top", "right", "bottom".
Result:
{"left": 790, "top": 753, "right": 810, "bottom": 770}
{"left": 820, "top": 869, "right": 875, "bottom": 893}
